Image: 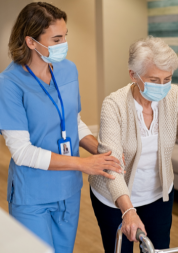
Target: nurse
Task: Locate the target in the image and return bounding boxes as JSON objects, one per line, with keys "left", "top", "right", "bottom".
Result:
{"left": 0, "top": 2, "right": 122, "bottom": 253}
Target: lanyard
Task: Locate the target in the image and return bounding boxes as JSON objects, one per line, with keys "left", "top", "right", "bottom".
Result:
{"left": 25, "top": 65, "right": 66, "bottom": 139}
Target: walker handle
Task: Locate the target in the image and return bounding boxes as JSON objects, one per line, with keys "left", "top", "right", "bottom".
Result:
{"left": 136, "top": 228, "right": 146, "bottom": 241}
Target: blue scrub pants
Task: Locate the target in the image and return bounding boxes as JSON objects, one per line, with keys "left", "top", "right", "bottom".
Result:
{"left": 9, "top": 190, "right": 81, "bottom": 253}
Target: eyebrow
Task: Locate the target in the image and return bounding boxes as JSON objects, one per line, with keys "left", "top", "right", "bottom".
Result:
{"left": 52, "top": 29, "right": 68, "bottom": 38}
{"left": 148, "top": 75, "right": 172, "bottom": 79}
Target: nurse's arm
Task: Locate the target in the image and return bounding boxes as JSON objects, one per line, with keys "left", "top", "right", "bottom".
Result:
{"left": 49, "top": 151, "right": 124, "bottom": 179}
{"left": 77, "top": 114, "right": 98, "bottom": 154}
{"left": 50, "top": 114, "right": 124, "bottom": 178}
{"left": 2, "top": 130, "right": 51, "bottom": 170}
{"left": 2, "top": 130, "right": 123, "bottom": 180}
{"left": 79, "top": 135, "right": 98, "bottom": 155}
{"left": 78, "top": 116, "right": 126, "bottom": 161}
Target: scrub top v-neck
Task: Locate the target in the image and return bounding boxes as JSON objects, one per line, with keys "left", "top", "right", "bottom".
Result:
{"left": 0, "top": 59, "right": 83, "bottom": 205}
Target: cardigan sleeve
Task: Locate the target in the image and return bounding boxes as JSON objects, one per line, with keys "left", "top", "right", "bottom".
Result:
{"left": 98, "top": 96, "right": 130, "bottom": 204}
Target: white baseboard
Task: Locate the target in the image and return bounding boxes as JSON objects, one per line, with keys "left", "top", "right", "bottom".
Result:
{"left": 88, "top": 125, "right": 99, "bottom": 137}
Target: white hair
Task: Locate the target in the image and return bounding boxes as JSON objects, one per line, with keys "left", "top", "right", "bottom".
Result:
{"left": 128, "top": 36, "right": 178, "bottom": 75}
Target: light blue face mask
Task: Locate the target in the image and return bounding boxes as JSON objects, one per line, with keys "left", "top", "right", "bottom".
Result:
{"left": 137, "top": 74, "right": 171, "bottom": 102}
{"left": 31, "top": 37, "right": 68, "bottom": 64}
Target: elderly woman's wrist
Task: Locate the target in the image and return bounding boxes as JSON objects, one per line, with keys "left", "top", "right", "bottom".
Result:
{"left": 122, "top": 207, "right": 137, "bottom": 219}
{"left": 115, "top": 194, "right": 133, "bottom": 212}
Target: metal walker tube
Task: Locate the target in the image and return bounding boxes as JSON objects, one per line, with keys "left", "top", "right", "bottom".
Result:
{"left": 115, "top": 224, "right": 178, "bottom": 253}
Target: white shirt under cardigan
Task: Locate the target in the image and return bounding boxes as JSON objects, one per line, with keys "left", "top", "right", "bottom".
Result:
{"left": 91, "top": 99, "right": 173, "bottom": 208}
{"left": 2, "top": 113, "right": 92, "bottom": 170}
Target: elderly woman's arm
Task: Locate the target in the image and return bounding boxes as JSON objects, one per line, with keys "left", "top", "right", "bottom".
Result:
{"left": 98, "top": 96, "right": 129, "bottom": 200}
{"left": 98, "top": 96, "right": 146, "bottom": 241}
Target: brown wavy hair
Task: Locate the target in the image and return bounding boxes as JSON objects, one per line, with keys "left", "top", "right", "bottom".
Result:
{"left": 8, "top": 2, "right": 67, "bottom": 65}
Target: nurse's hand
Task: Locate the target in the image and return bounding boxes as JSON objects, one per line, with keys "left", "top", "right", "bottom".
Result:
{"left": 79, "top": 151, "right": 124, "bottom": 179}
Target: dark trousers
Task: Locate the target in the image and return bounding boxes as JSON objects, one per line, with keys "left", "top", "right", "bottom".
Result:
{"left": 90, "top": 188, "right": 174, "bottom": 253}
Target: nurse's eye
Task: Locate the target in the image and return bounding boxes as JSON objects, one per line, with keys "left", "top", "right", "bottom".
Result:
{"left": 54, "top": 39, "right": 61, "bottom": 43}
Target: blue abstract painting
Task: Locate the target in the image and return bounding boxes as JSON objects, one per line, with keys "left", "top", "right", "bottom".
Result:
{"left": 148, "top": 0, "right": 178, "bottom": 83}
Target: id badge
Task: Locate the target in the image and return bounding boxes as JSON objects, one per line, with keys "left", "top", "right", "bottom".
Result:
{"left": 58, "top": 137, "right": 73, "bottom": 156}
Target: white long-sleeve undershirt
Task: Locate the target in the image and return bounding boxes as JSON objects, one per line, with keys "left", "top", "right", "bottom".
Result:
{"left": 1, "top": 113, "right": 92, "bottom": 170}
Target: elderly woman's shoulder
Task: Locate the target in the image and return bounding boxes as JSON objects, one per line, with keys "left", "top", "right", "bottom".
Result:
{"left": 171, "top": 84, "right": 178, "bottom": 91}
{"left": 103, "top": 84, "right": 131, "bottom": 105}
{"left": 169, "top": 84, "right": 178, "bottom": 98}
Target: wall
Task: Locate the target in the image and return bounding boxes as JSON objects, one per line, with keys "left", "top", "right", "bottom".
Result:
{"left": 0, "top": 0, "right": 31, "bottom": 73}
{"left": 148, "top": 0, "right": 178, "bottom": 83}
{"left": 103, "top": 0, "right": 148, "bottom": 96}
{"left": 95, "top": 0, "right": 148, "bottom": 116}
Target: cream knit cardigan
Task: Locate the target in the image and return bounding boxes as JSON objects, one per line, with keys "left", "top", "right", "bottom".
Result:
{"left": 89, "top": 83, "right": 178, "bottom": 206}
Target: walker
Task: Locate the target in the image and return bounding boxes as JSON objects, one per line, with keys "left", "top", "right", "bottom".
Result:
{"left": 115, "top": 223, "right": 178, "bottom": 253}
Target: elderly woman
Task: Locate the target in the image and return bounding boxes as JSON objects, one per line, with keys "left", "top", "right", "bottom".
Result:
{"left": 89, "top": 36, "right": 178, "bottom": 253}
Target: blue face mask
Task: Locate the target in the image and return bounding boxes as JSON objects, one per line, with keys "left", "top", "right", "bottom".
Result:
{"left": 31, "top": 37, "right": 68, "bottom": 64}
{"left": 137, "top": 74, "right": 171, "bottom": 102}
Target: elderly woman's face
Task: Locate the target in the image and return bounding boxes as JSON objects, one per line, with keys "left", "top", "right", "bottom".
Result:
{"left": 130, "top": 65, "right": 172, "bottom": 92}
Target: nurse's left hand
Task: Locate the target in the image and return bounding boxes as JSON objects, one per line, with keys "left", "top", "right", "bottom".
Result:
{"left": 79, "top": 151, "right": 124, "bottom": 179}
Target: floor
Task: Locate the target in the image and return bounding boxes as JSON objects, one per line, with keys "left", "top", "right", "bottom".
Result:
{"left": 1, "top": 135, "right": 178, "bottom": 252}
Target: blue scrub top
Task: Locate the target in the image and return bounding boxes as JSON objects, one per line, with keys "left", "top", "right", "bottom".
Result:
{"left": 0, "top": 60, "right": 83, "bottom": 205}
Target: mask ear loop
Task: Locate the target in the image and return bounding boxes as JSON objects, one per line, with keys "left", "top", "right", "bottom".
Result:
{"left": 136, "top": 73, "right": 145, "bottom": 93}
{"left": 30, "top": 37, "right": 50, "bottom": 59}
{"left": 34, "top": 48, "right": 44, "bottom": 57}
{"left": 30, "top": 37, "right": 48, "bottom": 49}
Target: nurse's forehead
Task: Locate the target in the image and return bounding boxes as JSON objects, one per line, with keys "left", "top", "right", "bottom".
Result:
{"left": 47, "top": 19, "right": 67, "bottom": 35}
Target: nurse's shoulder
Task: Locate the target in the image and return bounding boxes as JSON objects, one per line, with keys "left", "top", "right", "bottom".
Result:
{"left": 0, "top": 61, "right": 24, "bottom": 85}
{"left": 54, "top": 59, "right": 79, "bottom": 83}
{"left": 0, "top": 62, "right": 24, "bottom": 100}
{"left": 59, "top": 59, "right": 78, "bottom": 73}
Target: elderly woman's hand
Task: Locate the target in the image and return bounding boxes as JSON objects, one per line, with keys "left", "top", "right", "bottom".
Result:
{"left": 116, "top": 195, "right": 146, "bottom": 241}
{"left": 122, "top": 210, "right": 146, "bottom": 242}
